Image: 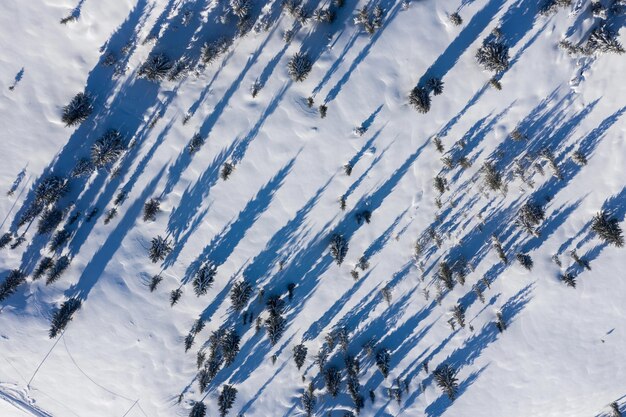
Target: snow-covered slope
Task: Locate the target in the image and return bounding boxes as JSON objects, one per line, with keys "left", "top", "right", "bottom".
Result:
{"left": 1, "top": 0, "right": 625, "bottom": 416}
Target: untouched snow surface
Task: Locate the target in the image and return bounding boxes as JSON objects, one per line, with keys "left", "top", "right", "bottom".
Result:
{"left": 0, "top": 0, "right": 625, "bottom": 416}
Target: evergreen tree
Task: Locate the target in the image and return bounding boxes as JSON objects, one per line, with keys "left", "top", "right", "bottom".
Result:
{"left": 46, "top": 255, "right": 70, "bottom": 285}
{"left": 476, "top": 41, "right": 510, "bottom": 72}
{"left": 0, "top": 269, "right": 26, "bottom": 301}
{"left": 516, "top": 253, "right": 533, "bottom": 271}
{"left": 230, "top": 280, "right": 253, "bottom": 311}
{"left": 62, "top": 92, "right": 93, "bottom": 126}
{"left": 409, "top": 86, "right": 431, "bottom": 114}
{"left": 218, "top": 385, "right": 237, "bottom": 417}
{"left": 448, "top": 12, "right": 462, "bottom": 25}
{"left": 49, "top": 228, "right": 71, "bottom": 251}
{"left": 301, "top": 382, "right": 316, "bottom": 417}
{"left": 37, "top": 208, "right": 64, "bottom": 235}
{"left": 71, "top": 158, "right": 95, "bottom": 178}
{"left": 189, "top": 401, "right": 206, "bottom": 417}
{"left": 437, "top": 261, "right": 454, "bottom": 290}
{"left": 91, "top": 129, "right": 125, "bottom": 169}
{"left": 143, "top": 198, "right": 160, "bottom": 221}
{"left": 49, "top": 297, "right": 82, "bottom": 338}
{"left": 221, "top": 329, "right": 241, "bottom": 366}
{"left": 167, "top": 57, "right": 191, "bottom": 81}
{"left": 184, "top": 333, "right": 195, "bottom": 352}
{"left": 482, "top": 162, "right": 503, "bottom": 192}
{"left": 610, "top": 402, "right": 622, "bottom": 417}
{"left": 329, "top": 233, "right": 348, "bottom": 265}
{"left": 221, "top": 162, "right": 234, "bottom": 180}
{"left": 287, "top": 53, "right": 313, "bottom": 82}
{"left": 138, "top": 53, "right": 173, "bottom": 81}
{"left": 188, "top": 133, "right": 206, "bottom": 154}
{"left": 149, "top": 235, "right": 172, "bottom": 263}
{"left": 33, "top": 257, "right": 54, "bottom": 280}
{"left": 376, "top": 348, "right": 390, "bottom": 378}
{"left": 560, "top": 273, "right": 576, "bottom": 288}
{"left": 452, "top": 304, "right": 465, "bottom": 328}
{"left": 149, "top": 274, "right": 162, "bottom": 292}
{"left": 193, "top": 262, "right": 217, "bottom": 296}
{"left": 433, "top": 363, "right": 458, "bottom": 400}
{"left": 293, "top": 343, "right": 308, "bottom": 370}
{"left": 517, "top": 202, "right": 545, "bottom": 237}
{"left": 0, "top": 232, "right": 12, "bottom": 249}
{"left": 35, "top": 176, "right": 69, "bottom": 206}
{"left": 200, "top": 37, "right": 232, "bottom": 65}
{"left": 426, "top": 77, "right": 444, "bottom": 95}
{"left": 591, "top": 211, "right": 624, "bottom": 247}
{"left": 265, "top": 307, "right": 286, "bottom": 345}
{"left": 170, "top": 288, "right": 183, "bottom": 306}
{"left": 586, "top": 25, "right": 625, "bottom": 54}
{"left": 324, "top": 366, "right": 341, "bottom": 397}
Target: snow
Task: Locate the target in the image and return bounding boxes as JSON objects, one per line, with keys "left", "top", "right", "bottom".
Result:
{"left": 0, "top": 0, "right": 625, "bottom": 416}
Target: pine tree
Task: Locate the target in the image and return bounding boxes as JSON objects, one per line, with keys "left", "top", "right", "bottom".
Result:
{"left": 301, "top": 382, "right": 316, "bottom": 417}
{"left": 221, "top": 329, "right": 241, "bottom": 367}
{"left": 452, "top": 304, "right": 465, "bottom": 328}
{"left": 409, "top": 86, "right": 431, "bottom": 113}
{"left": 49, "top": 297, "right": 82, "bottom": 338}
{"left": 293, "top": 343, "right": 308, "bottom": 370}
{"left": 265, "top": 307, "right": 286, "bottom": 345}
{"left": 104, "top": 207, "right": 118, "bottom": 224}
{"left": 149, "top": 274, "right": 162, "bottom": 292}
{"left": 610, "top": 402, "right": 622, "bottom": 417}
{"left": 46, "top": 255, "right": 70, "bottom": 285}
{"left": 143, "top": 198, "right": 160, "bottom": 221}
{"left": 91, "top": 130, "right": 125, "bottom": 169}
{"left": 375, "top": 348, "right": 390, "bottom": 378}
{"left": 193, "top": 262, "right": 217, "bottom": 296}
{"left": 516, "top": 253, "right": 533, "bottom": 271}
{"left": 138, "top": 53, "right": 173, "bottom": 81}
{"left": 539, "top": 0, "right": 572, "bottom": 15}
{"left": 586, "top": 25, "right": 625, "bottom": 54}
{"left": 438, "top": 261, "right": 454, "bottom": 290}
{"left": 0, "top": 270, "right": 26, "bottom": 301}
{"left": 426, "top": 77, "right": 444, "bottom": 96}
{"left": 33, "top": 257, "right": 54, "bottom": 280}
{"left": 184, "top": 333, "right": 195, "bottom": 352}
{"left": 315, "top": 348, "right": 329, "bottom": 373}
{"left": 37, "top": 208, "right": 64, "bottom": 235}
{"left": 0, "top": 232, "right": 12, "bottom": 249}
{"left": 221, "top": 162, "right": 234, "bottom": 180}
{"left": 434, "top": 176, "right": 447, "bottom": 194}
{"left": 329, "top": 233, "right": 348, "bottom": 265}
{"left": 230, "top": 280, "right": 253, "bottom": 311}
{"left": 324, "top": 366, "right": 341, "bottom": 397}
{"left": 591, "top": 211, "right": 624, "bottom": 247}
{"left": 200, "top": 38, "right": 232, "bottom": 65}
{"left": 433, "top": 363, "right": 458, "bottom": 400}
{"left": 71, "top": 158, "right": 95, "bottom": 178}
{"left": 49, "top": 228, "right": 71, "bottom": 251}
{"left": 495, "top": 310, "right": 506, "bottom": 332}
{"left": 318, "top": 104, "right": 327, "bottom": 118}
{"left": 482, "top": 162, "right": 503, "bottom": 192}
{"left": 448, "top": 12, "right": 462, "bottom": 25}
{"left": 560, "top": 273, "right": 576, "bottom": 288}
{"left": 517, "top": 202, "right": 545, "bottom": 237}
{"left": 170, "top": 288, "right": 183, "bottom": 306}
{"left": 167, "top": 57, "right": 191, "bottom": 81}
{"left": 35, "top": 176, "right": 69, "bottom": 206}
{"left": 287, "top": 53, "right": 313, "bottom": 82}
{"left": 218, "top": 385, "right": 237, "bottom": 417}
{"left": 188, "top": 133, "right": 206, "bottom": 154}
{"left": 476, "top": 41, "right": 510, "bottom": 72}
{"left": 149, "top": 235, "right": 172, "bottom": 263}
{"left": 189, "top": 401, "right": 206, "bottom": 417}
{"left": 62, "top": 92, "right": 93, "bottom": 126}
